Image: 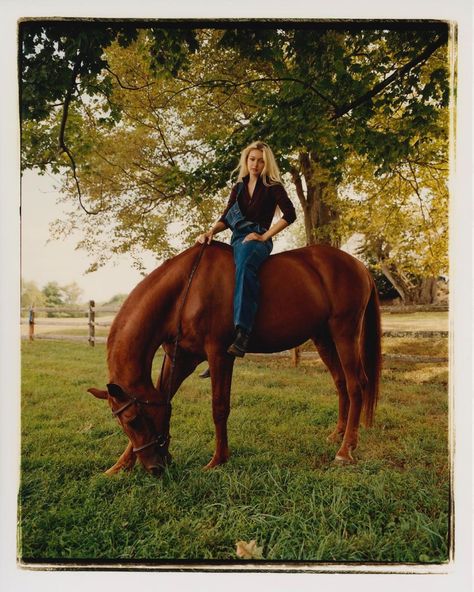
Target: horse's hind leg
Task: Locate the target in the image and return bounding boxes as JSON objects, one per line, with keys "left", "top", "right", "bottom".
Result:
{"left": 328, "top": 318, "right": 368, "bottom": 463}
{"left": 312, "top": 330, "right": 349, "bottom": 444}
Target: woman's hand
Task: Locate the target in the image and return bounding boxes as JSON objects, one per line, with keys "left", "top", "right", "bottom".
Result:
{"left": 196, "top": 221, "right": 226, "bottom": 244}
{"left": 243, "top": 232, "right": 266, "bottom": 243}
{"left": 196, "top": 229, "right": 214, "bottom": 244}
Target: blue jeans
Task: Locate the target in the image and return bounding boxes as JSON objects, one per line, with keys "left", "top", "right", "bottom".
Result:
{"left": 230, "top": 224, "right": 273, "bottom": 333}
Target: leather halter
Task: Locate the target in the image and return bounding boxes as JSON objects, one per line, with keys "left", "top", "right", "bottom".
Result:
{"left": 110, "top": 392, "right": 169, "bottom": 454}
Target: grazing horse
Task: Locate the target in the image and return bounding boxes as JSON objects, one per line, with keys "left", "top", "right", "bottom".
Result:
{"left": 88, "top": 241, "right": 382, "bottom": 476}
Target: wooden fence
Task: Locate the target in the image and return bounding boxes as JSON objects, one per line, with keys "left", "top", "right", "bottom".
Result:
{"left": 21, "top": 302, "right": 448, "bottom": 364}
{"left": 22, "top": 301, "right": 118, "bottom": 346}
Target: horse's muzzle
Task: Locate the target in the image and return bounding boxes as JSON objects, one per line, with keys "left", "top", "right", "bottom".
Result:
{"left": 147, "top": 465, "right": 165, "bottom": 477}
{"left": 144, "top": 451, "right": 172, "bottom": 477}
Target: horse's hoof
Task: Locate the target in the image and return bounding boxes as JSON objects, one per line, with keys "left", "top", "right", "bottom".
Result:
{"left": 334, "top": 450, "right": 356, "bottom": 464}
{"left": 203, "top": 461, "right": 219, "bottom": 470}
{"left": 334, "top": 456, "right": 354, "bottom": 465}
{"left": 104, "top": 463, "right": 134, "bottom": 475}
{"left": 203, "top": 457, "right": 227, "bottom": 470}
{"left": 327, "top": 431, "right": 344, "bottom": 443}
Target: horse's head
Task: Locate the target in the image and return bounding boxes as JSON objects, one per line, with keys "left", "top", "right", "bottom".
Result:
{"left": 88, "top": 383, "right": 172, "bottom": 477}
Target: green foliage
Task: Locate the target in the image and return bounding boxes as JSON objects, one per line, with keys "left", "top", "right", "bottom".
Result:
{"left": 20, "top": 340, "right": 449, "bottom": 562}
{"left": 340, "top": 111, "right": 449, "bottom": 302}
{"left": 20, "top": 22, "right": 451, "bottom": 288}
{"left": 148, "top": 28, "right": 199, "bottom": 76}
{"left": 21, "top": 22, "right": 136, "bottom": 122}
{"left": 42, "top": 281, "right": 65, "bottom": 307}
{"left": 32, "top": 280, "right": 83, "bottom": 316}
{"left": 99, "top": 293, "right": 128, "bottom": 308}
{"left": 21, "top": 279, "right": 46, "bottom": 309}
{"left": 215, "top": 25, "right": 449, "bottom": 179}
{"left": 21, "top": 278, "right": 84, "bottom": 316}
{"left": 41, "top": 281, "right": 82, "bottom": 307}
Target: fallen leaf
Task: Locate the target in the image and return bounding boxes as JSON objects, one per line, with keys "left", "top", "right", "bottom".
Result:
{"left": 236, "top": 539, "right": 263, "bottom": 560}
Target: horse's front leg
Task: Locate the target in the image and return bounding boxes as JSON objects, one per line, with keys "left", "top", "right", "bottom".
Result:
{"left": 104, "top": 441, "right": 137, "bottom": 475}
{"left": 204, "top": 349, "right": 235, "bottom": 469}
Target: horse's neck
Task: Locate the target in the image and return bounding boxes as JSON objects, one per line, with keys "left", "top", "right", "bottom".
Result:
{"left": 107, "top": 261, "right": 186, "bottom": 386}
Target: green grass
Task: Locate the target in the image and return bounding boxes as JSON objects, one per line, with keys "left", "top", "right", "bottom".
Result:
{"left": 19, "top": 339, "right": 450, "bottom": 565}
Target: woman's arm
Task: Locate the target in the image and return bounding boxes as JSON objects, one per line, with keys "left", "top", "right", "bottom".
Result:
{"left": 243, "top": 218, "right": 288, "bottom": 243}
{"left": 196, "top": 220, "right": 228, "bottom": 244}
{"left": 262, "top": 218, "right": 289, "bottom": 240}
{"left": 197, "top": 184, "right": 240, "bottom": 244}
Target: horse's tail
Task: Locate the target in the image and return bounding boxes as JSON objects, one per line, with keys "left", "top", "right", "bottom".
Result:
{"left": 361, "top": 281, "right": 382, "bottom": 427}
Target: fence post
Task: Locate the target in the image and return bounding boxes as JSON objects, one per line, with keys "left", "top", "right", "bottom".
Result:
{"left": 291, "top": 346, "right": 301, "bottom": 367}
{"left": 88, "top": 300, "right": 95, "bottom": 347}
{"left": 28, "top": 306, "right": 35, "bottom": 341}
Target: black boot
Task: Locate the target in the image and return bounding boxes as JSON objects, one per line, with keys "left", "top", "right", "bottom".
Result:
{"left": 227, "top": 327, "right": 250, "bottom": 357}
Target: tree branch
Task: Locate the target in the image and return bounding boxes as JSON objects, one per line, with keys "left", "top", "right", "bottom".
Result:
{"left": 332, "top": 32, "right": 448, "bottom": 120}
{"left": 145, "top": 92, "right": 177, "bottom": 168}
{"left": 93, "top": 148, "right": 181, "bottom": 201}
{"left": 57, "top": 45, "right": 104, "bottom": 215}
{"left": 162, "top": 74, "right": 338, "bottom": 110}
{"left": 105, "top": 66, "right": 154, "bottom": 91}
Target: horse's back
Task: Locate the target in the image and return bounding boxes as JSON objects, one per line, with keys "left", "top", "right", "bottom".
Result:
{"left": 201, "top": 241, "right": 372, "bottom": 312}
{"left": 191, "top": 242, "right": 371, "bottom": 352}
{"left": 263, "top": 244, "right": 372, "bottom": 308}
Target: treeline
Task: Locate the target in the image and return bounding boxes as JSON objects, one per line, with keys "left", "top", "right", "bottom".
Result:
{"left": 21, "top": 280, "right": 83, "bottom": 312}
{"left": 21, "top": 279, "right": 127, "bottom": 315}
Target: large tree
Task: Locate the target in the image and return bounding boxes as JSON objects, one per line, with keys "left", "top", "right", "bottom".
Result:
{"left": 206, "top": 24, "right": 449, "bottom": 246}
{"left": 21, "top": 21, "right": 451, "bottom": 297}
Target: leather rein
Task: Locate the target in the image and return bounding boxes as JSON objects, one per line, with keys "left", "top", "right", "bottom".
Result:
{"left": 111, "top": 242, "right": 208, "bottom": 455}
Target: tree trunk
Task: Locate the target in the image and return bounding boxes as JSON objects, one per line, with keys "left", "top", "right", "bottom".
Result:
{"left": 380, "top": 262, "right": 438, "bottom": 304}
{"left": 290, "top": 151, "right": 340, "bottom": 247}
{"left": 417, "top": 277, "right": 438, "bottom": 304}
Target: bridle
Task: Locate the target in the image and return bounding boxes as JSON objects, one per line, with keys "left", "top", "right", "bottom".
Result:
{"left": 110, "top": 242, "right": 208, "bottom": 457}
{"left": 110, "top": 390, "right": 170, "bottom": 453}
{"left": 166, "top": 240, "right": 208, "bottom": 391}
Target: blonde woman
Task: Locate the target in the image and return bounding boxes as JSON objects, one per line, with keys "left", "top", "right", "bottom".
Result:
{"left": 197, "top": 141, "right": 296, "bottom": 357}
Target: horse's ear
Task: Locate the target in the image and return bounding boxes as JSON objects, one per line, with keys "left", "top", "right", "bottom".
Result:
{"left": 87, "top": 387, "right": 108, "bottom": 400}
{"left": 107, "top": 383, "right": 127, "bottom": 400}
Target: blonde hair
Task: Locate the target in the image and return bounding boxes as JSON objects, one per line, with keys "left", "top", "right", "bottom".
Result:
{"left": 232, "top": 141, "right": 282, "bottom": 186}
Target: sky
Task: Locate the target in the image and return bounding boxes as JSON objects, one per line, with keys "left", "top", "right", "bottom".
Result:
{"left": 21, "top": 169, "right": 160, "bottom": 303}
{"left": 20, "top": 171, "right": 297, "bottom": 304}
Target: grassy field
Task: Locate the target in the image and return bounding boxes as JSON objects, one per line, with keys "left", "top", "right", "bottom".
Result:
{"left": 19, "top": 338, "right": 450, "bottom": 565}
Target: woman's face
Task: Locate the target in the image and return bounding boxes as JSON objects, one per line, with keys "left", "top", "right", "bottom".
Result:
{"left": 247, "top": 149, "right": 265, "bottom": 178}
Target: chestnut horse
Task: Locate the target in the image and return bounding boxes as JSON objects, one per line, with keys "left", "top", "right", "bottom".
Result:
{"left": 88, "top": 241, "right": 381, "bottom": 476}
